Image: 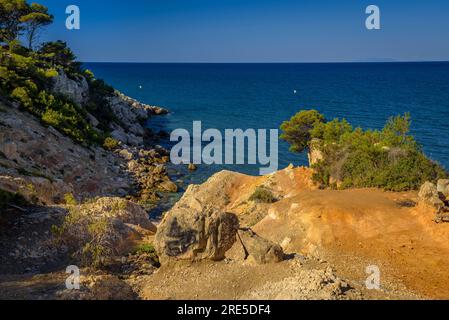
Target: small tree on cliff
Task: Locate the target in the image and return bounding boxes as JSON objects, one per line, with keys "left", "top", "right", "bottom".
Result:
{"left": 0, "top": 0, "right": 52, "bottom": 49}
{"left": 20, "top": 2, "right": 53, "bottom": 49}
{"left": 38, "top": 40, "right": 82, "bottom": 74}
{"left": 0, "top": 0, "right": 29, "bottom": 43}
{"left": 280, "top": 109, "right": 325, "bottom": 153}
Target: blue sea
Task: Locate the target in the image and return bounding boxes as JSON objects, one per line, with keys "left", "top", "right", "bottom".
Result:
{"left": 85, "top": 62, "right": 449, "bottom": 185}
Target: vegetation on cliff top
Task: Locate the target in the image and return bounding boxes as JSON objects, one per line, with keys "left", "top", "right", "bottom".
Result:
{"left": 0, "top": 0, "right": 117, "bottom": 145}
{"left": 281, "top": 110, "right": 447, "bottom": 191}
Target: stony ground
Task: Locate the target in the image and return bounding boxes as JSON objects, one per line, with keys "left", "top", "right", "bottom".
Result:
{"left": 1, "top": 166, "right": 447, "bottom": 300}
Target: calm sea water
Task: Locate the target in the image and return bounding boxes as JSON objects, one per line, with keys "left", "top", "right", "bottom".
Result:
{"left": 85, "top": 62, "right": 449, "bottom": 185}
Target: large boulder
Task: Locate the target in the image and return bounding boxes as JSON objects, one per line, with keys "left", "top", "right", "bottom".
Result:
{"left": 437, "top": 179, "right": 449, "bottom": 198}
{"left": 110, "top": 125, "right": 144, "bottom": 147}
{"left": 418, "top": 182, "right": 445, "bottom": 212}
{"left": 226, "top": 229, "right": 284, "bottom": 264}
{"left": 56, "top": 198, "right": 156, "bottom": 265}
{"left": 154, "top": 207, "right": 239, "bottom": 264}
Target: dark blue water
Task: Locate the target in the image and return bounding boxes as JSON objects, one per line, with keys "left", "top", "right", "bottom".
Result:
{"left": 85, "top": 62, "right": 449, "bottom": 184}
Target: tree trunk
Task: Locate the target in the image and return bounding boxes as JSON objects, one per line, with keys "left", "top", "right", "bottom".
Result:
{"left": 28, "top": 28, "right": 35, "bottom": 50}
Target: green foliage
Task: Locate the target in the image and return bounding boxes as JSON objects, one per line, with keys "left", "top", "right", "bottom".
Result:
{"left": 0, "top": 0, "right": 30, "bottom": 43}
{"left": 83, "top": 217, "right": 113, "bottom": 267}
{"left": 310, "top": 118, "right": 353, "bottom": 144}
{"left": 64, "top": 193, "right": 77, "bottom": 205}
{"left": 280, "top": 110, "right": 325, "bottom": 153}
{"left": 38, "top": 41, "right": 82, "bottom": 76}
{"left": 0, "top": 40, "right": 103, "bottom": 144}
{"left": 37, "top": 91, "right": 102, "bottom": 144}
{"left": 85, "top": 78, "right": 117, "bottom": 132}
{"left": 281, "top": 110, "right": 448, "bottom": 191}
{"left": 133, "top": 243, "right": 156, "bottom": 255}
{"left": 249, "top": 187, "right": 277, "bottom": 203}
{"left": 11, "top": 86, "right": 32, "bottom": 107}
{"left": 103, "top": 137, "right": 120, "bottom": 151}
{"left": 53, "top": 207, "right": 116, "bottom": 268}
{"left": 83, "top": 69, "right": 95, "bottom": 80}
{"left": 133, "top": 243, "right": 160, "bottom": 267}
{"left": 19, "top": 3, "right": 53, "bottom": 49}
{"left": 0, "top": 1, "right": 120, "bottom": 147}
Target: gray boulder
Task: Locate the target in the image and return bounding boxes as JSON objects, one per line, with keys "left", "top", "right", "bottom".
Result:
{"left": 227, "top": 229, "right": 284, "bottom": 264}
{"left": 154, "top": 207, "right": 239, "bottom": 264}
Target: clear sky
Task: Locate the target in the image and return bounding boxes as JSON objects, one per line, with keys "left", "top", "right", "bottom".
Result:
{"left": 37, "top": 0, "right": 449, "bottom": 63}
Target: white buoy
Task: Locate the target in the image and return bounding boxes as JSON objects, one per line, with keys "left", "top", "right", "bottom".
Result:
{"left": 293, "top": 90, "right": 297, "bottom": 94}
{"left": 139, "top": 85, "right": 143, "bottom": 89}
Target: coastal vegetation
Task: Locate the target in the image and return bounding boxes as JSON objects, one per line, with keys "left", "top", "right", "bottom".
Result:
{"left": 249, "top": 186, "right": 277, "bottom": 203}
{"left": 0, "top": 0, "right": 117, "bottom": 146}
{"left": 281, "top": 110, "right": 447, "bottom": 191}
{"left": 103, "top": 137, "right": 120, "bottom": 151}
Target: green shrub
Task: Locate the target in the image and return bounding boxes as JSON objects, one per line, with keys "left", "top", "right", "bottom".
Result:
{"left": 53, "top": 206, "right": 115, "bottom": 268}
{"left": 249, "top": 187, "right": 277, "bottom": 203}
{"left": 85, "top": 78, "right": 117, "bottom": 132}
{"left": 282, "top": 110, "right": 448, "bottom": 191}
{"left": 0, "top": 1, "right": 129, "bottom": 151}
{"left": 11, "top": 86, "right": 32, "bottom": 107}
{"left": 132, "top": 243, "right": 160, "bottom": 267}
{"left": 64, "top": 193, "right": 77, "bottom": 205}
{"left": 280, "top": 109, "right": 325, "bottom": 153}
{"left": 103, "top": 137, "right": 120, "bottom": 150}
{"left": 0, "top": 41, "right": 113, "bottom": 147}
{"left": 83, "top": 69, "right": 95, "bottom": 80}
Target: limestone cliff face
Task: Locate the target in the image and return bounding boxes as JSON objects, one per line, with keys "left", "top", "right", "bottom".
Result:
{"left": 0, "top": 105, "right": 133, "bottom": 205}
{"left": 50, "top": 70, "right": 168, "bottom": 147}
{"left": 51, "top": 70, "right": 89, "bottom": 106}
{"left": 0, "top": 70, "right": 170, "bottom": 205}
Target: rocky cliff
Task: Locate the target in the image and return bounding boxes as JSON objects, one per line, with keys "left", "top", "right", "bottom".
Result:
{"left": 0, "top": 70, "right": 171, "bottom": 205}
{"left": 0, "top": 69, "right": 175, "bottom": 300}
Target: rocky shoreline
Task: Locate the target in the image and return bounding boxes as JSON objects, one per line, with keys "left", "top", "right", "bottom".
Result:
{"left": 0, "top": 68, "right": 181, "bottom": 299}
{"left": 0, "top": 69, "right": 176, "bottom": 207}
{"left": 2, "top": 69, "right": 449, "bottom": 300}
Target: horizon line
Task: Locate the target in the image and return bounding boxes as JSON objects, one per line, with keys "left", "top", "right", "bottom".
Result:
{"left": 82, "top": 60, "right": 449, "bottom": 64}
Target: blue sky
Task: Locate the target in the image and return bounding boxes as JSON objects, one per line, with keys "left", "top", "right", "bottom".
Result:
{"left": 37, "top": 0, "right": 449, "bottom": 62}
